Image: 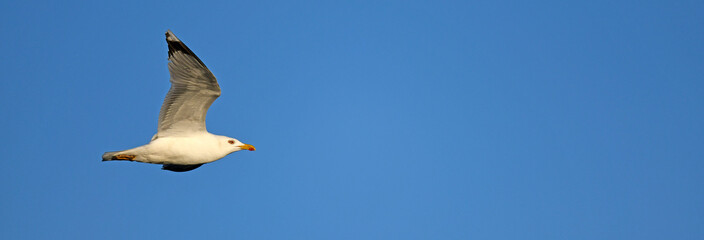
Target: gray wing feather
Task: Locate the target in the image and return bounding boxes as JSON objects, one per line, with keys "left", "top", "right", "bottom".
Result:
{"left": 157, "top": 30, "right": 221, "bottom": 137}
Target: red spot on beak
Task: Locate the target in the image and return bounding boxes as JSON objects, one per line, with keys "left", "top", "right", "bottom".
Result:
{"left": 242, "top": 144, "right": 256, "bottom": 151}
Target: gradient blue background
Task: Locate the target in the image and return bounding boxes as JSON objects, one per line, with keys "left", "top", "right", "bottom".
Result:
{"left": 2, "top": 0, "right": 703, "bottom": 239}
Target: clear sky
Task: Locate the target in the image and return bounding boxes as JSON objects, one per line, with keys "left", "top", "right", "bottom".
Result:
{"left": 1, "top": 0, "right": 703, "bottom": 239}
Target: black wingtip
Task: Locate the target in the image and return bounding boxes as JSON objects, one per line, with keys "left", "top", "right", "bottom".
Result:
{"left": 165, "top": 30, "right": 206, "bottom": 66}
{"left": 162, "top": 164, "right": 204, "bottom": 172}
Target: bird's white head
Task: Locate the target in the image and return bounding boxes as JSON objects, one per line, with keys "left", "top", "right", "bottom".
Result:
{"left": 219, "top": 136, "right": 256, "bottom": 153}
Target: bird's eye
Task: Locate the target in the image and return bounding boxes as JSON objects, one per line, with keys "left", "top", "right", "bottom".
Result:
{"left": 228, "top": 140, "right": 235, "bottom": 144}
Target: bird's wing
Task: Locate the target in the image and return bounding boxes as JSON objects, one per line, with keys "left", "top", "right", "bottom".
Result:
{"left": 157, "top": 30, "right": 221, "bottom": 137}
{"left": 162, "top": 163, "right": 204, "bottom": 172}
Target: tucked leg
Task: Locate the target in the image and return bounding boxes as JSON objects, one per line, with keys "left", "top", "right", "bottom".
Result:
{"left": 112, "top": 154, "right": 137, "bottom": 161}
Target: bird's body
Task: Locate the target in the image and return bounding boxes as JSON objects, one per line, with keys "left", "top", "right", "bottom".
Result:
{"left": 102, "top": 30, "right": 255, "bottom": 172}
{"left": 103, "top": 133, "right": 238, "bottom": 165}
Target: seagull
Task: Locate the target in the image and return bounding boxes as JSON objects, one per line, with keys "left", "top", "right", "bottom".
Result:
{"left": 102, "top": 30, "right": 255, "bottom": 172}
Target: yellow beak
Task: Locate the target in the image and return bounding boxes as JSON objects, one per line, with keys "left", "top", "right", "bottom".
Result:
{"left": 241, "top": 143, "right": 256, "bottom": 151}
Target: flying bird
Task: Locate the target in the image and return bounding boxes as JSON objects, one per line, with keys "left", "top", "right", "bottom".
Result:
{"left": 102, "top": 30, "right": 255, "bottom": 172}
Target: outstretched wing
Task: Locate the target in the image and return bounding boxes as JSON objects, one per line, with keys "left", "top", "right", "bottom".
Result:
{"left": 157, "top": 30, "right": 221, "bottom": 137}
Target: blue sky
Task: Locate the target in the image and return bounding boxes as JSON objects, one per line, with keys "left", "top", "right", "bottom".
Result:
{"left": 1, "top": 0, "right": 703, "bottom": 239}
